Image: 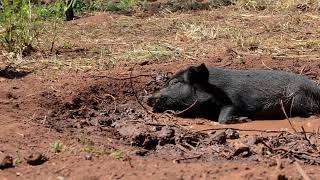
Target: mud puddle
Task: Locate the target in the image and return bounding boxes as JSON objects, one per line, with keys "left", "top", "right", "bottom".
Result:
{"left": 190, "top": 118, "right": 320, "bottom": 134}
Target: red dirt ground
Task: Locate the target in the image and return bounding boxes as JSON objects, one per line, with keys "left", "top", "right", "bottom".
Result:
{"left": 2, "top": 4, "right": 320, "bottom": 180}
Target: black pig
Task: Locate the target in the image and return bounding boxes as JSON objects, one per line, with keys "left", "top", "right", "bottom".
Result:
{"left": 147, "top": 63, "right": 320, "bottom": 123}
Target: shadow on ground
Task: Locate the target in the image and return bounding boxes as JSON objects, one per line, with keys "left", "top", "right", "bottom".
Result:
{"left": 0, "top": 66, "right": 31, "bottom": 79}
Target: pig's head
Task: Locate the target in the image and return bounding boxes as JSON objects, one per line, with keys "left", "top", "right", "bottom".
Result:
{"left": 147, "top": 63, "right": 217, "bottom": 115}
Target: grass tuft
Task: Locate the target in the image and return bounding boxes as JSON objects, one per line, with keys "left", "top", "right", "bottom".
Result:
{"left": 235, "top": 0, "right": 320, "bottom": 12}
{"left": 50, "top": 141, "right": 64, "bottom": 153}
{"left": 176, "top": 23, "right": 218, "bottom": 41}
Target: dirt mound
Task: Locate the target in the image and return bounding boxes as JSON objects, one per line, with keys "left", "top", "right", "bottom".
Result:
{"left": 119, "top": 123, "right": 320, "bottom": 165}
{"left": 47, "top": 80, "right": 136, "bottom": 130}
{"left": 46, "top": 70, "right": 170, "bottom": 131}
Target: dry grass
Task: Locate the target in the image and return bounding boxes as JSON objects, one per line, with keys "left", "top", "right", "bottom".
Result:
{"left": 2, "top": 1, "right": 319, "bottom": 74}
{"left": 117, "top": 43, "right": 182, "bottom": 62}
{"left": 235, "top": 0, "right": 320, "bottom": 11}
{"left": 175, "top": 22, "right": 218, "bottom": 41}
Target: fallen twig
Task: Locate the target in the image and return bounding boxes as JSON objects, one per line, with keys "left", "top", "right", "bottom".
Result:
{"left": 92, "top": 74, "right": 152, "bottom": 80}
{"left": 259, "top": 139, "right": 320, "bottom": 164}
{"left": 259, "top": 140, "right": 291, "bottom": 156}
{"left": 164, "top": 100, "right": 198, "bottom": 115}
{"left": 182, "top": 142, "right": 196, "bottom": 151}
{"left": 177, "top": 100, "right": 198, "bottom": 115}
{"left": 289, "top": 97, "right": 295, "bottom": 117}
{"left": 105, "top": 94, "right": 117, "bottom": 115}
{"left": 50, "top": 20, "right": 58, "bottom": 54}
{"left": 293, "top": 151, "right": 320, "bottom": 158}
{"left": 129, "top": 63, "right": 152, "bottom": 115}
{"left": 41, "top": 115, "right": 47, "bottom": 125}
{"left": 261, "top": 58, "right": 273, "bottom": 70}
{"left": 176, "top": 144, "right": 189, "bottom": 152}
{"left": 145, "top": 122, "right": 186, "bottom": 128}
{"left": 280, "top": 100, "right": 298, "bottom": 133}
{"left": 301, "top": 126, "right": 312, "bottom": 146}
{"left": 300, "top": 65, "right": 306, "bottom": 75}
{"left": 196, "top": 127, "right": 291, "bottom": 133}
{"left": 173, "top": 155, "right": 202, "bottom": 163}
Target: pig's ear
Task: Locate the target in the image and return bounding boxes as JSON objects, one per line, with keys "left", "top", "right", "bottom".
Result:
{"left": 188, "top": 63, "right": 209, "bottom": 84}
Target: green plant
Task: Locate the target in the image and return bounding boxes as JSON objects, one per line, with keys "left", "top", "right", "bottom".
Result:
{"left": 110, "top": 149, "right": 124, "bottom": 160}
{"left": 74, "top": 0, "right": 140, "bottom": 13}
{"left": 34, "top": 2, "right": 65, "bottom": 19}
{"left": 106, "top": 0, "right": 138, "bottom": 12}
{"left": 50, "top": 141, "right": 64, "bottom": 153}
{"left": 14, "top": 151, "right": 22, "bottom": 166}
{"left": 74, "top": 0, "right": 107, "bottom": 12}
{"left": 34, "top": 0, "right": 75, "bottom": 19}
{"left": 83, "top": 144, "right": 94, "bottom": 153}
{"left": 63, "top": 41, "right": 73, "bottom": 49}
{"left": 0, "top": 0, "right": 40, "bottom": 54}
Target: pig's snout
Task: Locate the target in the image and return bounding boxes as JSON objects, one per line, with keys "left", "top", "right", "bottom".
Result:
{"left": 147, "top": 92, "right": 161, "bottom": 107}
{"left": 146, "top": 95, "right": 155, "bottom": 107}
{"left": 147, "top": 93, "right": 167, "bottom": 112}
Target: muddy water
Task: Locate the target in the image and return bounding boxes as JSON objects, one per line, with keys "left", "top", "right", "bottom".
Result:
{"left": 189, "top": 117, "right": 320, "bottom": 134}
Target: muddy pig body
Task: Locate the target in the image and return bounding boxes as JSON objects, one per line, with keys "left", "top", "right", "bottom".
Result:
{"left": 147, "top": 64, "right": 320, "bottom": 123}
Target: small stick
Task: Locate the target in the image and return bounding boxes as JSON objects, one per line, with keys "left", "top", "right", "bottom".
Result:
{"left": 196, "top": 127, "right": 291, "bottom": 134}
{"left": 105, "top": 94, "right": 117, "bottom": 115}
{"left": 41, "top": 115, "right": 47, "bottom": 125}
{"left": 50, "top": 20, "right": 58, "bottom": 53}
{"left": 300, "top": 65, "right": 306, "bottom": 75}
{"left": 183, "top": 142, "right": 196, "bottom": 151}
{"left": 260, "top": 141, "right": 275, "bottom": 153}
{"left": 92, "top": 74, "right": 152, "bottom": 80}
{"left": 294, "top": 161, "right": 311, "bottom": 180}
{"left": 129, "top": 63, "right": 152, "bottom": 114}
{"left": 145, "top": 123, "right": 184, "bottom": 128}
{"left": 261, "top": 59, "right": 273, "bottom": 70}
{"left": 289, "top": 97, "right": 295, "bottom": 117}
{"left": 301, "top": 126, "right": 313, "bottom": 146}
{"left": 164, "top": 100, "right": 198, "bottom": 115}
{"left": 173, "top": 155, "right": 202, "bottom": 163}
{"left": 176, "top": 100, "right": 198, "bottom": 115}
{"left": 280, "top": 100, "right": 298, "bottom": 133}
{"left": 176, "top": 144, "right": 189, "bottom": 152}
